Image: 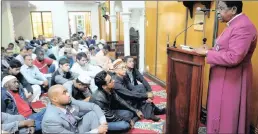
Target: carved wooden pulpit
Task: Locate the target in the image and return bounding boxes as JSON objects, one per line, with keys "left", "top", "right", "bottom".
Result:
{"left": 166, "top": 47, "right": 206, "bottom": 134}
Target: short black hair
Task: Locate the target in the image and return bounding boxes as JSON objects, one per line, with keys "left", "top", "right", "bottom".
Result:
{"left": 103, "top": 44, "right": 111, "bottom": 51}
{"left": 65, "top": 39, "right": 72, "bottom": 44}
{"left": 94, "top": 71, "right": 107, "bottom": 88}
{"left": 123, "top": 56, "right": 134, "bottom": 62}
{"left": 89, "top": 46, "right": 95, "bottom": 51}
{"left": 2, "top": 47, "right": 6, "bottom": 51}
{"left": 59, "top": 58, "right": 70, "bottom": 65}
{"left": 223, "top": 1, "right": 243, "bottom": 14}
{"left": 23, "top": 54, "right": 31, "bottom": 60}
{"left": 9, "top": 59, "right": 22, "bottom": 68}
{"left": 8, "top": 43, "right": 14, "bottom": 46}
{"left": 93, "top": 35, "right": 97, "bottom": 38}
{"left": 41, "top": 42, "right": 48, "bottom": 47}
{"left": 76, "top": 52, "right": 87, "bottom": 60}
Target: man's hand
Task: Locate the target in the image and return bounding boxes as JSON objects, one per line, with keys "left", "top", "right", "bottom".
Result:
{"left": 136, "top": 110, "right": 144, "bottom": 119}
{"left": 42, "top": 80, "right": 48, "bottom": 87}
{"left": 147, "top": 92, "right": 154, "bottom": 99}
{"left": 84, "top": 97, "right": 91, "bottom": 102}
{"left": 146, "top": 98, "right": 153, "bottom": 103}
{"left": 130, "top": 120, "right": 135, "bottom": 128}
{"left": 98, "top": 123, "right": 108, "bottom": 134}
{"left": 27, "top": 127, "right": 35, "bottom": 134}
{"left": 202, "top": 44, "right": 210, "bottom": 50}
{"left": 25, "top": 92, "right": 33, "bottom": 99}
{"left": 194, "top": 47, "right": 208, "bottom": 55}
{"left": 19, "top": 120, "right": 35, "bottom": 128}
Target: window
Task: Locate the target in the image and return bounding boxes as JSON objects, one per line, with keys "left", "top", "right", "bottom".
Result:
{"left": 31, "top": 12, "right": 53, "bottom": 38}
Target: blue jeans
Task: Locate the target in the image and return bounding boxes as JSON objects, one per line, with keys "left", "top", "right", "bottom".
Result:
{"left": 28, "top": 108, "right": 46, "bottom": 131}
{"left": 48, "top": 64, "right": 56, "bottom": 73}
{"left": 107, "top": 110, "right": 133, "bottom": 131}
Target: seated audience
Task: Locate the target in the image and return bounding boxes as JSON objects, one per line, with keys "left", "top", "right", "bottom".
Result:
{"left": 42, "top": 85, "right": 108, "bottom": 133}
{"left": 1, "top": 47, "right": 11, "bottom": 70}
{"left": 59, "top": 48, "right": 74, "bottom": 67}
{"left": 51, "top": 58, "right": 75, "bottom": 85}
{"left": 91, "top": 35, "right": 97, "bottom": 45}
{"left": 124, "top": 56, "right": 152, "bottom": 93}
{"left": 35, "top": 35, "right": 45, "bottom": 46}
{"left": 63, "top": 74, "right": 92, "bottom": 102}
{"left": 26, "top": 46, "right": 37, "bottom": 60}
{"left": 41, "top": 42, "right": 53, "bottom": 58}
{"left": 71, "top": 52, "right": 102, "bottom": 92}
{"left": 6, "top": 43, "right": 15, "bottom": 56}
{"left": 15, "top": 46, "right": 28, "bottom": 64}
{"left": 20, "top": 55, "right": 49, "bottom": 92}
{"left": 95, "top": 44, "right": 113, "bottom": 71}
{"left": 90, "top": 71, "right": 143, "bottom": 132}
{"left": 1, "top": 75, "right": 45, "bottom": 131}
{"left": 112, "top": 59, "right": 165, "bottom": 121}
{"left": 1, "top": 112, "right": 35, "bottom": 133}
{"left": 2, "top": 59, "right": 41, "bottom": 102}
{"left": 33, "top": 48, "right": 56, "bottom": 74}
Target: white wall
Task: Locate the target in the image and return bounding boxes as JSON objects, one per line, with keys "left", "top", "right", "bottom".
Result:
{"left": 11, "top": 1, "right": 99, "bottom": 40}
{"left": 129, "top": 9, "right": 141, "bottom": 30}
{"left": 2, "top": 1, "right": 15, "bottom": 47}
{"left": 11, "top": 7, "right": 33, "bottom": 40}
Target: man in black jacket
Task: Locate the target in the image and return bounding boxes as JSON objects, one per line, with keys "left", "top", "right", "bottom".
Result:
{"left": 112, "top": 59, "right": 165, "bottom": 122}
{"left": 123, "top": 56, "right": 152, "bottom": 93}
{"left": 51, "top": 58, "right": 75, "bottom": 85}
{"left": 90, "top": 71, "right": 143, "bottom": 133}
{"left": 1, "top": 59, "right": 41, "bottom": 102}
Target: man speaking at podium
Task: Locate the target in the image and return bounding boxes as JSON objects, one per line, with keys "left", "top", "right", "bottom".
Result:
{"left": 195, "top": 1, "right": 257, "bottom": 134}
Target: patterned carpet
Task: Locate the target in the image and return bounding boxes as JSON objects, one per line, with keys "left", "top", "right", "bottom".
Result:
{"left": 31, "top": 77, "right": 206, "bottom": 134}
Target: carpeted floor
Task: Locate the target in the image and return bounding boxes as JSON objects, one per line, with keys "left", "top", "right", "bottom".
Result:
{"left": 31, "top": 77, "right": 206, "bottom": 134}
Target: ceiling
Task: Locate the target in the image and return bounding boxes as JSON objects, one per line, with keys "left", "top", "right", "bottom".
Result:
{"left": 9, "top": 1, "right": 104, "bottom": 8}
{"left": 9, "top": 1, "right": 35, "bottom": 8}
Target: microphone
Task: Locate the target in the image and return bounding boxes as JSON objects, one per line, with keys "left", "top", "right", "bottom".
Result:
{"left": 172, "top": 22, "right": 203, "bottom": 48}
{"left": 196, "top": 7, "right": 216, "bottom": 12}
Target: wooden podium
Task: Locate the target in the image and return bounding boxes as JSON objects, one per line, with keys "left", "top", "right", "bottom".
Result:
{"left": 165, "top": 47, "right": 206, "bottom": 134}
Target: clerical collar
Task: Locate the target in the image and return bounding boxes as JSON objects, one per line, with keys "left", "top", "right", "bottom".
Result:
{"left": 227, "top": 13, "right": 243, "bottom": 26}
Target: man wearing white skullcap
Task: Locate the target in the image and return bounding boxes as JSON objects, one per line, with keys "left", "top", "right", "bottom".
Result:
{"left": 63, "top": 74, "right": 92, "bottom": 102}
{"left": 1, "top": 75, "right": 46, "bottom": 131}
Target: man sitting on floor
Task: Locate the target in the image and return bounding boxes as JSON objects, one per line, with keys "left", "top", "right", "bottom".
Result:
{"left": 90, "top": 71, "right": 144, "bottom": 132}
{"left": 1, "top": 75, "right": 46, "bottom": 131}
{"left": 51, "top": 58, "right": 75, "bottom": 85}
{"left": 71, "top": 52, "right": 102, "bottom": 92}
{"left": 42, "top": 85, "right": 108, "bottom": 133}
{"left": 20, "top": 55, "right": 49, "bottom": 92}
{"left": 1, "top": 112, "right": 35, "bottom": 133}
{"left": 63, "top": 74, "right": 92, "bottom": 102}
{"left": 123, "top": 56, "right": 152, "bottom": 93}
{"left": 112, "top": 59, "right": 165, "bottom": 122}
{"left": 2, "top": 59, "right": 41, "bottom": 102}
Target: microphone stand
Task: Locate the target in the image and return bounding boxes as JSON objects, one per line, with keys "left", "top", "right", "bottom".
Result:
{"left": 203, "top": 11, "right": 207, "bottom": 45}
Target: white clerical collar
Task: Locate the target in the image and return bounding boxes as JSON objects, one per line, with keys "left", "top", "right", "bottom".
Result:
{"left": 227, "top": 13, "right": 243, "bottom": 26}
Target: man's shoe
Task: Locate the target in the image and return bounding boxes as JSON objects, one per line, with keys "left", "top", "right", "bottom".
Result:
{"left": 154, "top": 107, "right": 166, "bottom": 115}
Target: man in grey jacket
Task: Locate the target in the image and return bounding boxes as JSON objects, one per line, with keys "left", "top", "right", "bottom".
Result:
{"left": 1, "top": 112, "right": 35, "bottom": 133}
{"left": 42, "top": 85, "right": 108, "bottom": 133}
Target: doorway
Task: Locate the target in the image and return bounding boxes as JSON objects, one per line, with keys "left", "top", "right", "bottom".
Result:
{"left": 68, "top": 12, "right": 91, "bottom": 38}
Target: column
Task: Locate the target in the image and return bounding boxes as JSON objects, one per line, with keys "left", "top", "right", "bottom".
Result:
{"left": 121, "top": 11, "right": 131, "bottom": 56}
{"left": 110, "top": 1, "right": 117, "bottom": 41}
{"left": 139, "top": 9, "right": 145, "bottom": 73}
{"left": 110, "top": 15, "right": 117, "bottom": 41}
{"left": 1, "top": 1, "right": 15, "bottom": 48}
